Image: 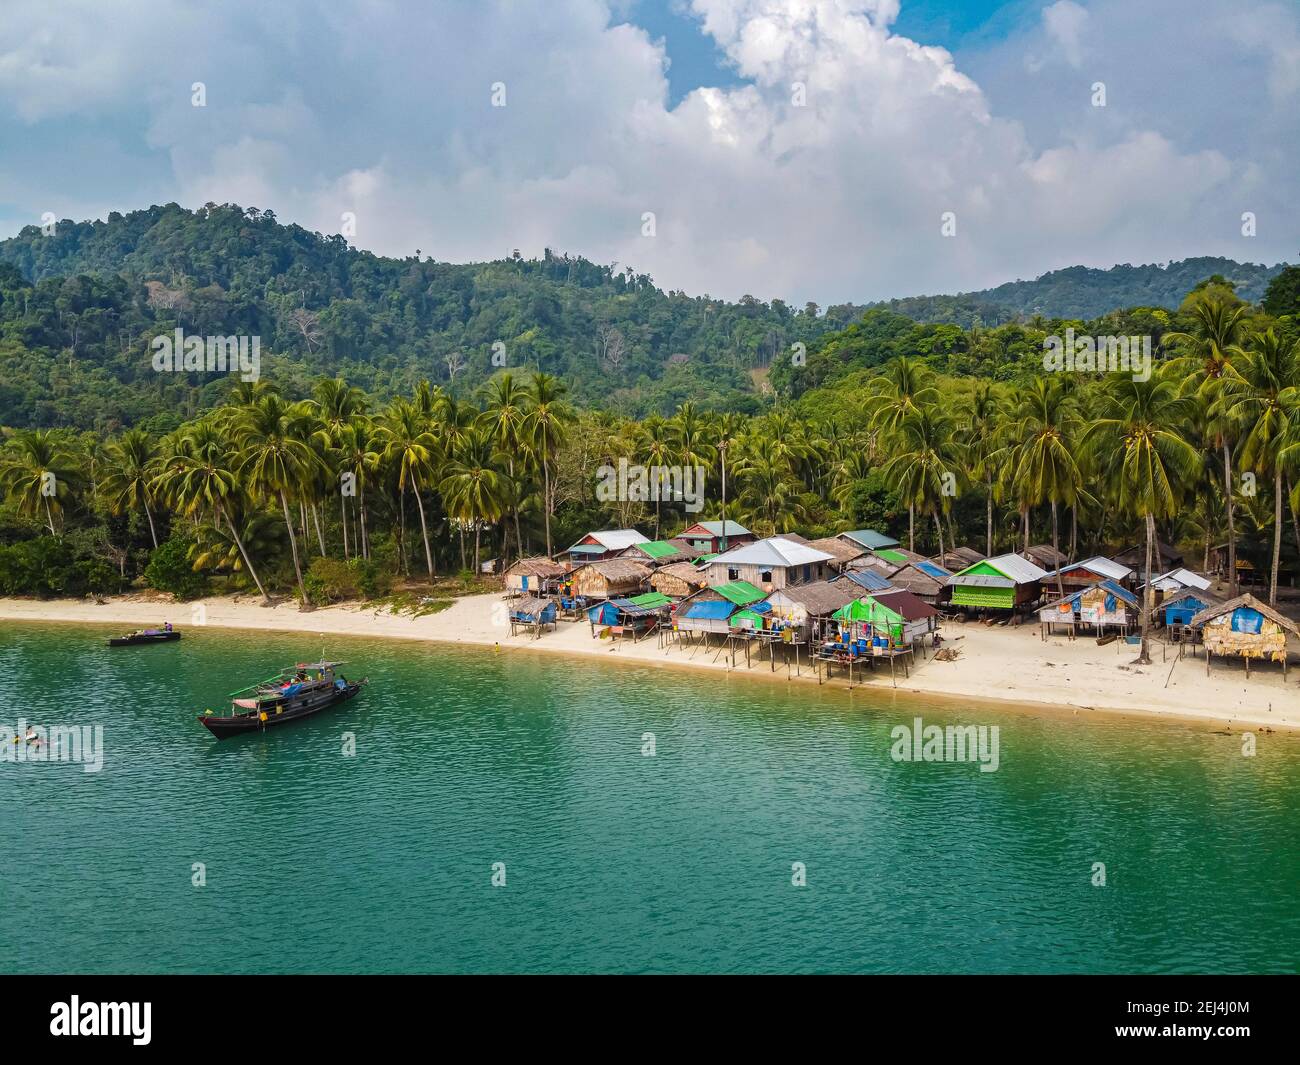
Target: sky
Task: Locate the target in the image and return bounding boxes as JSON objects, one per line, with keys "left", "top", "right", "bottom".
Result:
{"left": 0, "top": 0, "right": 1296, "bottom": 305}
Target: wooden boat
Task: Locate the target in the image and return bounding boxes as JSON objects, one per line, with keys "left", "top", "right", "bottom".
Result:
{"left": 108, "top": 628, "right": 181, "bottom": 647}
{"left": 197, "top": 661, "right": 366, "bottom": 739}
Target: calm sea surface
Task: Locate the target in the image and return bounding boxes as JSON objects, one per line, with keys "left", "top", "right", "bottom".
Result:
{"left": 1, "top": 621, "right": 1297, "bottom": 974}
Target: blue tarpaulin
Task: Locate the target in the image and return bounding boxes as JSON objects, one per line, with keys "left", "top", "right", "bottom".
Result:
{"left": 682, "top": 600, "right": 736, "bottom": 620}
{"left": 587, "top": 602, "right": 618, "bottom": 625}
{"left": 1231, "top": 608, "right": 1263, "bottom": 634}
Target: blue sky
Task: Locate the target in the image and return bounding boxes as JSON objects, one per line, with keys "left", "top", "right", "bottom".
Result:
{"left": 0, "top": 0, "right": 1295, "bottom": 303}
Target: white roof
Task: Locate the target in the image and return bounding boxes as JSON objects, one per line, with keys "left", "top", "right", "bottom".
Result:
{"left": 1054, "top": 556, "right": 1133, "bottom": 581}
{"left": 710, "top": 536, "right": 835, "bottom": 569}
{"left": 984, "top": 553, "right": 1048, "bottom": 583}
{"left": 1149, "top": 568, "right": 1212, "bottom": 591}
{"left": 588, "top": 529, "right": 650, "bottom": 549}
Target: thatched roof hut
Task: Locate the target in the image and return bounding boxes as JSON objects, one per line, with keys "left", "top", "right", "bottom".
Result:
{"left": 568, "top": 559, "right": 652, "bottom": 599}
{"left": 807, "top": 535, "right": 868, "bottom": 571}
{"left": 503, "top": 557, "right": 569, "bottom": 594}
{"left": 765, "top": 580, "right": 860, "bottom": 635}
{"left": 1190, "top": 593, "right": 1300, "bottom": 676}
{"left": 935, "top": 546, "right": 983, "bottom": 571}
{"left": 1022, "top": 544, "right": 1066, "bottom": 571}
{"left": 650, "top": 561, "right": 709, "bottom": 599}
{"left": 885, "top": 559, "right": 952, "bottom": 604}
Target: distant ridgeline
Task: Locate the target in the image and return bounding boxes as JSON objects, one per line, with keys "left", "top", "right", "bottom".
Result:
{"left": 0, "top": 202, "right": 1292, "bottom": 430}
{"left": 867, "top": 258, "right": 1286, "bottom": 326}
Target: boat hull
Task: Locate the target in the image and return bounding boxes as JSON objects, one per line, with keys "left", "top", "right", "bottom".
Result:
{"left": 197, "top": 680, "right": 366, "bottom": 739}
{"left": 108, "top": 632, "right": 182, "bottom": 647}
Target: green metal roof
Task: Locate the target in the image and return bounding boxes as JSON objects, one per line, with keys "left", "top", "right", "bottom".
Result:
{"left": 713, "top": 580, "right": 767, "bottom": 606}
{"left": 875, "top": 548, "right": 908, "bottom": 563}
{"left": 697, "top": 552, "right": 719, "bottom": 562}
{"left": 629, "top": 591, "right": 672, "bottom": 609}
{"left": 635, "top": 540, "right": 680, "bottom": 560}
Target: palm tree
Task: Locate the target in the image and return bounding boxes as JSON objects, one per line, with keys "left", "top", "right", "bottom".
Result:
{"left": 880, "top": 406, "right": 965, "bottom": 560}
{"left": 0, "top": 428, "right": 79, "bottom": 536}
{"left": 153, "top": 420, "right": 271, "bottom": 604}
{"left": 329, "top": 420, "right": 380, "bottom": 560}
{"left": 232, "top": 395, "right": 322, "bottom": 607}
{"left": 1007, "top": 378, "right": 1082, "bottom": 598}
{"left": 637, "top": 416, "right": 674, "bottom": 537}
{"left": 100, "top": 428, "right": 163, "bottom": 548}
{"left": 479, "top": 372, "right": 530, "bottom": 558}
{"left": 522, "top": 373, "right": 575, "bottom": 557}
{"left": 865, "top": 357, "right": 940, "bottom": 549}
{"left": 1224, "top": 329, "right": 1300, "bottom": 604}
{"left": 1167, "top": 296, "right": 1249, "bottom": 593}
{"left": 1083, "top": 372, "right": 1200, "bottom": 663}
{"left": 958, "top": 381, "right": 1005, "bottom": 557}
{"left": 376, "top": 398, "right": 441, "bottom": 579}
{"left": 440, "top": 427, "right": 508, "bottom": 572}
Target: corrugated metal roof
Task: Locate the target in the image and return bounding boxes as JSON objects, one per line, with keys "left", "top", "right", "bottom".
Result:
{"left": 712, "top": 580, "right": 767, "bottom": 606}
{"left": 948, "top": 573, "right": 1015, "bottom": 588}
{"left": 568, "top": 529, "right": 649, "bottom": 551}
{"left": 629, "top": 592, "right": 672, "bottom": 608}
{"left": 1150, "top": 567, "right": 1212, "bottom": 591}
{"left": 840, "top": 529, "right": 900, "bottom": 550}
{"left": 710, "top": 536, "right": 835, "bottom": 568}
{"left": 974, "top": 553, "right": 1048, "bottom": 583}
{"left": 684, "top": 520, "right": 752, "bottom": 538}
{"left": 1047, "top": 555, "right": 1133, "bottom": 581}
{"left": 914, "top": 560, "right": 951, "bottom": 580}
{"left": 834, "top": 569, "right": 894, "bottom": 591}
{"left": 630, "top": 540, "right": 682, "bottom": 560}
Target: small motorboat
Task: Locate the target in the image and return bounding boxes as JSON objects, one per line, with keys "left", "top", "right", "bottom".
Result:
{"left": 108, "top": 628, "right": 181, "bottom": 647}
{"left": 198, "top": 661, "right": 366, "bottom": 739}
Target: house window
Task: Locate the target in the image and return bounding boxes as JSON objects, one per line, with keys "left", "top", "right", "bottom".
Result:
{"left": 760, "top": 570, "right": 773, "bottom": 584}
{"left": 728, "top": 568, "right": 740, "bottom": 582}
{"left": 802, "top": 565, "right": 811, "bottom": 582}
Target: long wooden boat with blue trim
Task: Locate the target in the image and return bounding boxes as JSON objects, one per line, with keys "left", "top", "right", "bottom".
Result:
{"left": 197, "top": 661, "right": 366, "bottom": 739}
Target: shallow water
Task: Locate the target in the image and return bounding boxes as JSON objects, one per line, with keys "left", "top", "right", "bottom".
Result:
{"left": 1, "top": 622, "right": 1297, "bottom": 973}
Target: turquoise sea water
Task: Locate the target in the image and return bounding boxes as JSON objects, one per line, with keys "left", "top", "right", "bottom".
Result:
{"left": 1, "top": 621, "right": 1297, "bottom": 974}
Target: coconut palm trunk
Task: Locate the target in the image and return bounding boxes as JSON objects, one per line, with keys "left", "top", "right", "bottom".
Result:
{"left": 279, "top": 489, "right": 309, "bottom": 607}
{"left": 542, "top": 451, "right": 553, "bottom": 557}
{"left": 1270, "top": 465, "right": 1282, "bottom": 605}
{"left": 985, "top": 478, "right": 993, "bottom": 556}
{"left": 1051, "top": 501, "right": 1065, "bottom": 598}
{"left": 217, "top": 500, "right": 270, "bottom": 605}
{"left": 1137, "top": 513, "right": 1155, "bottom": 665}
{"left": 340, "top": 492, "right": 349, "bottom": 558}
{"left": 1224, "top": 443, "right": 1238, "bottom": 595}
{"left": 144, "top": 502, "right": 159, "bottom": 549}
{"left": 413, "top": 484, "right": 436, "bottom": 578}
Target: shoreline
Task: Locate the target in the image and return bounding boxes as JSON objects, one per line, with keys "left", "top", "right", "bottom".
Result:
{"left": 2, "top": 594, "right": 1298, "bottom": 735}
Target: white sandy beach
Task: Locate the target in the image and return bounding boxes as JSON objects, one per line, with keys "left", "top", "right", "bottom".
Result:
{"left": 1, "top": 593, "right": 1296, "bottom": 732}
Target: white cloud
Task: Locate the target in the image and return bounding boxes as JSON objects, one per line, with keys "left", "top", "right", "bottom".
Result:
{"left": 0, "top": 0, "right": 1294, "bottom": 303}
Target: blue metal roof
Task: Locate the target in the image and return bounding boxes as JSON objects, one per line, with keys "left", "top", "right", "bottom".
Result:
{"left": 915, "top": 560, "right": 950, "bottom": 580}
{"left": 682, "top": 600, "right": 736, "bottom": 620}
{"left": 837, "top": 570, "right": 893, "bottom": 591}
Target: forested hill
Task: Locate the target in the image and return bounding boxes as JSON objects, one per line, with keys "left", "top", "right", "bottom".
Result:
{"left": 0, "top": 203, "right": 850, "bottom": 428}
{"left": 871, "top": 257, "right": 1286, "bottom": 325}
{"left": 0, "top": 202, "right": 1289, "bottom": 431}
